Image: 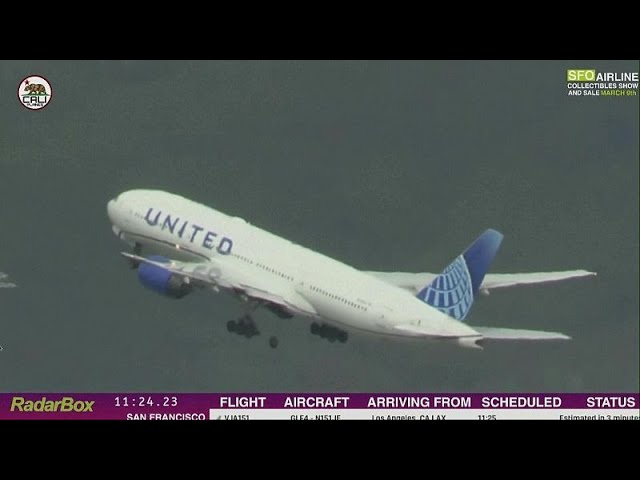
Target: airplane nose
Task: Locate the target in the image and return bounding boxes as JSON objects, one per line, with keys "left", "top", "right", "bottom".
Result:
{"left": 107, "top": 198, "right": 118, "bottom": 223}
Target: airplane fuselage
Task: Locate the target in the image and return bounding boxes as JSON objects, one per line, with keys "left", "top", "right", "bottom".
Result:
{"left": 107, "top": 190, "right": 480, "bottom": 340}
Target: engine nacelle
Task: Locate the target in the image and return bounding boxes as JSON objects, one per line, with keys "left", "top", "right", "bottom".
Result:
{"left": 455, "top": 336, "right": 485, "bottom": 350}
{"left": 137, "top": 256, "right": 192, "bottom": 299}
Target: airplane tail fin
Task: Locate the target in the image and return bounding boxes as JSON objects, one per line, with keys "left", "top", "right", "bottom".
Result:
{"left": 416, "top": 229, "right": 503, "bottom": 321}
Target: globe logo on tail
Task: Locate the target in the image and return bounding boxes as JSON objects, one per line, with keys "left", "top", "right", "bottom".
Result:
{"left": 417, "top": 256, "right": 474, "bottom": 321}
{"left": 416, "top": 229, "right": 504, "bottom": 322}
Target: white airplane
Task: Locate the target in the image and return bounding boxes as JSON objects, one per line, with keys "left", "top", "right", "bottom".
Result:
{"left": 0, "top": 272, "right": 16, "bottom": 289}
{"left": 107, "top": 190, "right": 596, "bottom": 349}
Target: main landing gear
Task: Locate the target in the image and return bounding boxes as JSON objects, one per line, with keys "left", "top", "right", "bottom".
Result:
{"left": 310, "top": 322, "right": 348, "bottom": 343}
{"left": 227, "top": 315, "right": 259, "bottom": 338}
{"left": 226, "top": 315, "right": 280, "bottom": 349}
{"left": 126, "top": 243, "right": 143, "bottom": 269}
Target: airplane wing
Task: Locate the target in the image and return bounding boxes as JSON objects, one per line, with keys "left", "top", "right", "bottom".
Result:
{"left": 121, "top": 253, "right": 317, "bottom": 316}
{"left": 366, "top": 270, "right": 596, "bottom": 295}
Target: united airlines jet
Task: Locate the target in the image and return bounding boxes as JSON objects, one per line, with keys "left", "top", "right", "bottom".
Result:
{"left": 0, "top": 272, "right": 16, "bottom": 289}
{"left": 107, "top": 190, "right": 595, "bottom": 349}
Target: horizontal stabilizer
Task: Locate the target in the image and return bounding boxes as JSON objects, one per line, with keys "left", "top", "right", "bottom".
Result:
{"left": 392, "top": 324, "right": 480, "bottom": 339}
{"left": 480, "top": 270, "right": 596, "bottom": 291}
{"left": 473, "top": 326, "right": 571, "bottom": 341}
{"left": 365, "top": 269, "right": 596, "bottom": 294}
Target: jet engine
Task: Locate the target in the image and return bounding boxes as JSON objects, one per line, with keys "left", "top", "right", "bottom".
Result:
{"left": 455, "top": 336, "right": 485, "bottom": 350}
{"left": 137, "top": 256, "right": 192, "bottom": 299}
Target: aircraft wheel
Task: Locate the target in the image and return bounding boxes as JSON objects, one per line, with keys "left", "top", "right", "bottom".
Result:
{"left": 269, "top": 336, "right": 278, "bottom": 349}
{"left": 310, "top": 322, "right": 319, "bottom": 335}
{"left": 319, "top": 324, "right": 328, "bottom": 338}
{"left": 226, "top": 320, "right": 237, "bottom": 333}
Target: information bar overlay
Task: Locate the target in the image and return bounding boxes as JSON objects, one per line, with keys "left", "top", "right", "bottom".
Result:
{"left": 0, "top": 394, "right": 637, "bottom": 420}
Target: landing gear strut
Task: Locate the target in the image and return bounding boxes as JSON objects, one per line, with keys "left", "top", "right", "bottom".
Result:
{"left": 127, "top": 243, "right": 143, "bottom": 269}
{"left": 310, "top": 322, "right": 348, "bottom": 343}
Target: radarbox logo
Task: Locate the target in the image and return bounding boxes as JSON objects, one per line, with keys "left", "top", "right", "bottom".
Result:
{"left": 10, "top": 396, "right": 94, "bottom": 412}
{"left": 17, "top": 75, "right": 53, "bottom": 111}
